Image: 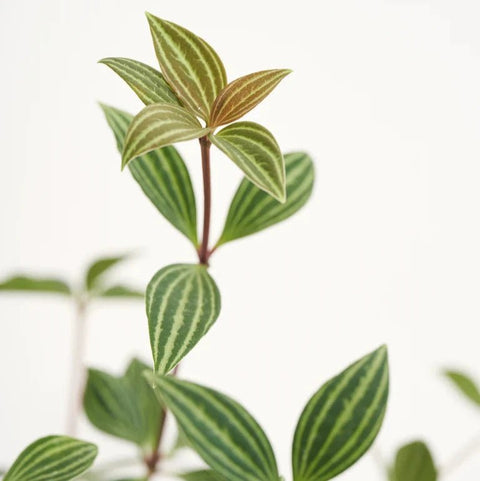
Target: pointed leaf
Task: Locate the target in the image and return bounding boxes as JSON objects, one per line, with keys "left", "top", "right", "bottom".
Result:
{"left": 3, "top": 436, "right": 97, "bottom": 481}
{"left": 122, "top": 103, "right": 209, "bottom": 168}
{"left": 210, "top": 69, "right": 291, "bottom": 127}
{"left": 99, "top": 57, "right": 181, "bottom": 106}
{"left": 146, "top": 13, "right": 227, "bottom": 120}
{"left": 101, "top": 104, "right": 198, "bottom": 244}
{"left": 292, "top": 345, "right": 389, "bottom": 481}
{"left": 211, "top": 122, "right": 286, "bottom": 202}
{"left": 148, "top": 374, "right": 279, "bottom": 481}
{"left": 147, "top": 264, "right": 220, "bottom": 374}
{"left": 85, "top": 255, "right": 127, "bottom": 291}
{"left": 392, "top": 441, "right": 437, "bottom": 481}
{"left": 179, "top": 470, "right": 229, "bottom": 481}
{"left": 98, "top": 285, "right": 144, "bottom": 298}
{"left": 218, "top": 152, "right": 314, "bottom": 245}
{"left": 0, "top": 275, "right": 70, "bottom": 295}
{"left": 443, "top": 370, "right": 480, "bottom": 407}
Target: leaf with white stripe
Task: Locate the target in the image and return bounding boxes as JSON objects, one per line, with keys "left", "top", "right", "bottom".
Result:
{"left": 218, "top": 152, "right": 314, "bottom": 245}
{"left": 211, "top": 122, "right": 286, "bottom": 202}
{"left": 391, "top": 441, "right": 437, "bottom": 481}
{"left": 99, "top": 57, "right": 181, "bottom": 106}
{"left": 3, "top": 435, "right": 97, "bottom": 481}
{"left": 210, "top": 69, "right": 291, "bottom": 127}
{"left": 147, "top": 264, "right": 221, "bottom": 374}
{"left": 179, "top": 469, "right": 229, "bottom": 481}
{"left": 146, "top": 13, "right": 227, "bottom": 121}
{"left": 292, "top": 345, "right": 389, "bottom": 481}
{"left": 443, "top": 369, "right": 480, "bottom": 407}
{"left": 101, "top": 104, "right": 198, "bottom": 244}
{"left": 0, "top": 275, "right": 70, "bottom": 295}
{"left": 148, "top": 374, "right": 279, "bottom": 481}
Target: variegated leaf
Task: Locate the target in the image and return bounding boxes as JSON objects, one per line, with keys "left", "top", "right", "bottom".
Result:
{"left": 210, "top": 69, "right": 291, "bottom": 127}
{"left": 122, "top": 103, "right": 210, "bottom": 169}
{"left": 3, "top": 436, "right": 97, "bottom": 481}
{"left": 211, "top": 122, "right": 286, "bottom": 202}
{"left": 146, "top": 13, "right": 227, "bottom": 121}
{"left": 218, "top": 152, "right": 314, "bottom": 245}
{"left": 0, "top": 275, "right": 70, "bottom": 295}
{"left": 99, "top": 57, "right": 180, "bottom": 106}
{"left": 443, "top": 370, "right": 480, "bottom": 407}
{"left": 179, "top": 469, "right": 229, "bottom": 481}
{"left": 148, "top": 374, "right": 279, "bottom": 481}
{"left": 147, "top": 264, "right": 220, "bottom": 374}
{"left": 101, "top": 104, "right": 198, "bottom": 244}
{"left": 392, "top": 441, "right": 437, "bottom": 481}
{"left": 292, "top": 345, "right": 389, "bottom": 481}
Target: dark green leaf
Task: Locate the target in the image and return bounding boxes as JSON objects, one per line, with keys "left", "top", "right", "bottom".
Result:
{"left": 98, "top": 285, "right": 144, "bottom": 299}
{"left": 85, "top": 255, "right": 127, "bottom": 291}
{"left": 444, "top": 370, "right": 480, "bottom": 407}
{"left": 0, "top": 275, "right": 70, "bottom": 295}
{"left": 392, "top": 441, "right": 437, "bottom": 481}
{"left": 178, "top": 469, "right": 229, "bottom": 481}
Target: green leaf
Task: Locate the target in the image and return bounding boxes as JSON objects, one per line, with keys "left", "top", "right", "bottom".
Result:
{"left": 148, "top": 374, "right": 279, "bottom": 481}
{"left": 0, "top": 275, "right": 70, "bottom": 295}
{"left": 146, "top": 13, "right": 227, "bottom": 121}
{"left": 392, "top": 441, "right": 437, "bottom": 481}
{"left": 292, "top": 345, "right": 389, "bottom": 481}
{"left": 218, "top": 152, "right": 314, "bottom": 245}
{"left": 178, "top": 469, "right": 229, "bottom": 481}
{"left": 210, "top": 69, "right": 291, "bottom": 127}
{"left": 147, "top": 264, "right": 221, "bottom": 374}
{"left": 85, "top": 255, "right": 127, "bottom": 291}
{"left": 3, "top": 436, "right": 97, "bottom": 481}
{"left": 211, "top": 122, "right": 286, "bottom": 202}
{"left": 84, "top": 359, "right": 163, "bottom": 451}
{"left": 101, "top": 104, "right": 198, "bottom": 245}
{"left": 98, "top": 285, "right": 144, "bottom": 298}
{"left": 99, "top": 57, "right": 181, "bottom": 106}
{"left": 443, "top": 370, "right": 480, "bottom": 407}
{"left": 122, "top": 103, "right": 210, "bottom": 169}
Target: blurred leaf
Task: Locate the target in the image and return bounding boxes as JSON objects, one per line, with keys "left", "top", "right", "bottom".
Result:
{"left": 85, "top": 255, "right": 127, "bottom": 291}
{"left": 98, "top": 285, "right": 143, "bottom": 299}
{"left": 392, "top": 441, "right": 437, "bottom": 481}
{"left": 178, "top": 470, "right": 229, "bottom": 481}
{"left": 0, "top": 275, "right": 70, "bottom": 295}
{"left": 444, "top": 370, "right": 480, "bottom": 407}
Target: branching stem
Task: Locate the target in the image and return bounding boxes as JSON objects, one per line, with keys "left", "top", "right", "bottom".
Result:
{"left": 441, "top": 431, "right": 480, "bottom": 476}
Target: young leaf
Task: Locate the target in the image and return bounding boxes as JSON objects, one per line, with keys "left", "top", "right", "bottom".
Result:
{"left": 101, "top": 104, "right": 198, "bottom": 245}
{"left": 98, "top": 285, "right": 144, "bottom": 298}
{"left": 211, "top": 122, "right": 286, "bottom": 202}
{"left": 210, "top": 69, "right": 291, "bottom": 127}
{"left": 218, "top": 152, "right": 314, "bottom": 245}
{"left": 99, "top": 57, "right": 181, "bottom": 106}
{"left": 85, "top": 255, "right": 127, "bottom": 291}
{"left": 146, "top": 13, "right": 227, "bottom": 121}
{"left": 3, "top": 435, "right": 97, "bottom": 481}
{"left": 443, "top": 370, "right": 480, "bottom": 407}
{"left": 392, "top": 441, "right": 437, "bottom": 481}
{"left": 122, "top": 103, "right": 210, "bottom": 169}
{"left": 147, "top": 264, "right": 220, "bottom": 374}
{"left": 292, "top": 345, "right": 389, "bottom": 481}
{"left": 0, "top": 275, "right": 71, "bottom": 295}
{"left": 148, "top": 374, "right": 279, "bottom": 481}
{"left": 179, "top": 469, "right": 229, "bottom": 481}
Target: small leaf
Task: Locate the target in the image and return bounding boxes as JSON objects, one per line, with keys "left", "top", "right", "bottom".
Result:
{"left": 3, "top": 435, "right": 97, "bottom": 481}
{"left": 392, "top": 441, "right": 437, "bottom": 481}
{"left": 210, "top": 69, "right": 291, "bottom": 127}
{"left": 292, "top": 345, "right": 389, "bottom": 481}
{"left": 211, "top": 122, "right": 286, "bottom": 202}
{"left": 99, "top": 57, "right": 181, "bottom": 106}
{"left": 179, "top": 469, "right": 229, "bottom": 481}
{"left": 101, "top": 104, "right": 198, "bottom": 244}
{"left": 0, "top": 275, "right": 70, "bottom": 295}
{"left": 122, "top": 103, "right": 210, "bottom": 169}
{"left": 443, "top": 370, "right": 480, "bottom": 407}
{"left": 218, "top": 152, "right": 314, "bottom": 245}
{"left": 98, "top": 285, "right": 144, "bottom": 298}
{"left": 146, "top": 13, "right": 227, "bottom": 121}
{"left": 148, "top": 374, "right": 279, "bottom": 481}
{"left": 85, "top": 255, "right": 127, "bottom": 291}
{"left": 147, "top": 264, "right": 220, "bottom": 374}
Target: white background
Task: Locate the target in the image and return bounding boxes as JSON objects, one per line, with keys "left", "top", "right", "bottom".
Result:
{"left": 1, "top": 0, "right": 479, "bottom": 479}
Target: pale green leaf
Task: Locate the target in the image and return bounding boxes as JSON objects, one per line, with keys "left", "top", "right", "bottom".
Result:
{"left": 98, "top": 285, "right": 144, "bottom": 299}
{"left": 85, "top": 255, "right": 127, "bottom": 291}
{"left": 292, "top": 345, "right": 389, "bottom": 481}
{"left": 147, "top": 264, "right": 220, "bottom": 374}
{"left": 0, "top": 275, "right": 70, "bottom": 295}
{"left": 443, "top": 370, "right": 480, "bottom": 407}
{"left": 211, "top": 122, "right": 286, "bottom": 202}
{"left": 392, "top": 441, "right": 437, "bottom": 481}
{"left": 178, "top": 469, "right": 229, "bottom": 481}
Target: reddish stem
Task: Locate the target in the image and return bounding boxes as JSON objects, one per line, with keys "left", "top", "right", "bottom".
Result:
{"left": 198, "top": 136, "right": 212, "bottom": 265}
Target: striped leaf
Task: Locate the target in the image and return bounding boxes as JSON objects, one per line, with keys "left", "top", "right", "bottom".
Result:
{"left": 218, "top": 152, "right": 314, "bottom": 245}
{"left": 292, "top": 345, "right": 389, "bottom": 481}
{"left": 211, "top": 122, "right": 286, "bottom": 202}
{"left": 84, "top": 359, "right": 163, "bottom": 451}
{"left": 146, "top": 13, "right": 227, "bottom": 121}
{"left": 101, "top": 104, "right": 198, "bottom": 244}
{"left": 210, "top": 69, "right": 291, "bottom": 127}
{"left": 147, "top": 264, "right": 221, "bottom": 374}
{"left": 85, "top": 255, "right": 127, "bottom": 291}
{"left": 122, "top": 103, "right": 210, "bottom": 169}
{"left": 99, "top": 57, "right": 180, "bottom": 106}
{"left": 443, "top": 370, "right": 480, "bottom": 407}
{"left": 3, "top": 435, "right": 97, "bottom": 481}
{"left": 179, "top": 469, "right": 229, "bottom": 481}
{"left": 392, "top": 441, "right": 437, "bottom": 481}
{"left": 148, "top": 374, "right": 279, "bottom": 481}
{"left": 0, "top": 275, "right": 70, "bottom": 295}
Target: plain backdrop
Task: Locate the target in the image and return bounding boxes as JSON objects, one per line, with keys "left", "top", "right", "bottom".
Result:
{"left": 1, "top": 0, "right": 479, "bottom": 479}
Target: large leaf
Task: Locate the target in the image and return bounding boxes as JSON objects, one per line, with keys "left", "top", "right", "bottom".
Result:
{"left": 98, "top": 285, "right": 144, "bottom": 298}
{"left": 99, "top": 57, "right": 180, "bottom": 106}
{"left": 391, "top": 441, "right": 437, "bottom": 481}
{"left": 211, "top": 122, "right": 286, "bottom": 202}
{"left": 179, "top": 470, "right": 229, "bottom": 481}
{"left": 3, "top": 435, "right": 97, "bottom": 481}
{"left": 85, "top": 255, "right": 127, "bottom": 291}
{"left": 210, "top": 69, "right": 291, "bottom": 127}
{"left": 122, "top": 103, "right": 210, "bottom": 169}
{"left": 218, "top": 152, "right": 314, "bottom": 245}
{"left": 101, "top": 104, "right": 198, "bottom": 245}
{"left": 292, "top": 345, "right": 389, "bottom": 481}
{"left": 84, "top": 359, "right": 163, "bottom": 451}
{"left": 147, "top": 264, "right": 220, "bottom": 374}
{"left": 0, "top": 275, "right": 70, "bottom": 295}
{"left": 146, "top": 13, "right": 227, "bottom": 121}
{"left": 443, "top": 370, "right": 480, "bottom": 407}
{"left": 148, "top": 374, "right": 279, "bottom": 481}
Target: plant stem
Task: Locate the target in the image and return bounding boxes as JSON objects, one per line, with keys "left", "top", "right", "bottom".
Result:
{"left": 198, "top": 136, "right": 212, "bottom": 265}
{"left": 441, "top": 431, "right": 480, "bottom": 476}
